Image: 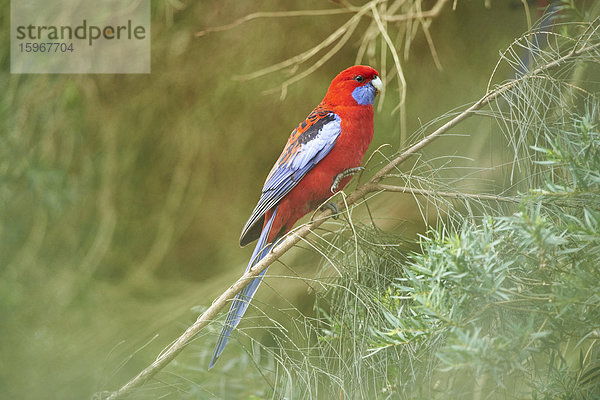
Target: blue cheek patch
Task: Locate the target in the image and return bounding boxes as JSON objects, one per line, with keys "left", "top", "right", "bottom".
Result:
{"left": 352, "top": 84, "right": 376, "bottom": 105}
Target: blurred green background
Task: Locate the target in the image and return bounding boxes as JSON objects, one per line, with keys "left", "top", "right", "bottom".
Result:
{"left": 0, "top": 1, "right": 547, "bottom": 398}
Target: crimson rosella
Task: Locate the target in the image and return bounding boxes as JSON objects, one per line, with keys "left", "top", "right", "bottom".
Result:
{"left": 209, "top": 65, "right": 382, "bottom": 368}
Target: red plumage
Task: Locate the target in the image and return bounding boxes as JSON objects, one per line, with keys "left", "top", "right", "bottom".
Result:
{"left": 264, "top": 82, "right": 376, "bottom": 242}
{"left": 210, "top": 65, "right": 381, "bottom": 368}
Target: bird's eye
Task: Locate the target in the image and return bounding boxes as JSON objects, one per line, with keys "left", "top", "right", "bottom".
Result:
{"left": 354, "top": 75, "right": 364, "bottom": 82}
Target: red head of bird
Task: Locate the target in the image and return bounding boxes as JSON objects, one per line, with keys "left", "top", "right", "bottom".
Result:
{"left": 323, "top": 65, "right": 382, "bottom": 108}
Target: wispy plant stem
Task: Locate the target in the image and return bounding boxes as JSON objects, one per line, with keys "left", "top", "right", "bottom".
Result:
{"left": 374, "top": 184, "right": 519, "bottom": 203}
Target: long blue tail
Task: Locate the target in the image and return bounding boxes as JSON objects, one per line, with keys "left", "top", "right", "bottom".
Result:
{"left": 208, "top": 207, "right": 278, "bottom": 368}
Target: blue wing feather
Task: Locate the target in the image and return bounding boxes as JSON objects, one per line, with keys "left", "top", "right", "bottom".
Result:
{"left": 211, "top": 110, "right": 341, "bottom": 367}
{"left": 209, "top": 206, "right": 279, "bottom": 368}
{"left": 239, "top": 111, "right": 341, "bottom": 246}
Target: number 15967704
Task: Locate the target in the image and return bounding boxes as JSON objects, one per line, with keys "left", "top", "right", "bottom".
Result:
{"left": 19, "top": 42, "right": 74, "bottom": 52}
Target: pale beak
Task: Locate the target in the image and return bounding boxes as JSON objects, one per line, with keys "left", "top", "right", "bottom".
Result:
{"left": 370, "top": 76, "right": 383, "bottom": 93}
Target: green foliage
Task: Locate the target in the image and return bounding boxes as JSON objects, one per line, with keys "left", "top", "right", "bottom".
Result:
{"left": 262, "top": 110, "right": 600, "bottom": 399}
{"left": 391, "top": 200, "right": 599, "bottom": 397}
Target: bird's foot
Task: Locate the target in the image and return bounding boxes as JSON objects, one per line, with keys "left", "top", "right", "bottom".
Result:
{"left": 330, "top": 167, "right": 365, "bottom": 193}
{"left": 320, "top": 202, "right": 339, "bottom": 219}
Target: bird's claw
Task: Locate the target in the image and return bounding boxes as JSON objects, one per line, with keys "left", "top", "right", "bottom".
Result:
{"left": 330, "top": 167, "right": 365, "bottom": 193}
{"left": 320, "top": 202, "right": 339, "bottom": 219}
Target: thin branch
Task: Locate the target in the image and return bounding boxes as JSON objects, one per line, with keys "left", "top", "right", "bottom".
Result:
{"left": 263, "top": 15, "right": 362, "bottom": 97}
{"left": 364, "top": 38, "right": 600, "bottom": 190}
{"left": 103, "top": 29, "right": 600, "bottom": 400}
{"left": 371, "top": 3, "right": 407, "bottom": 115}
{"left": 374, "top": 184, "right": 519, "bottom": 203}
{"left": 233, "top": 2, "right": 377, "bottom": 82}
{"left": 194, "top": 8, "right": 357, "bottom": 38}
{"left": 382, "top": 0, "right": 450, "bottom": 22}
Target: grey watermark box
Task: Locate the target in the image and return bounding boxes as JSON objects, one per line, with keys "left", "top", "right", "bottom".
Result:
{"left": 11, "top": 0, "right": 150, "bottom": 74}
